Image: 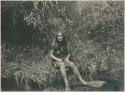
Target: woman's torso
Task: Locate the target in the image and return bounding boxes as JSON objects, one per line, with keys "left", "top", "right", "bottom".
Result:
{"left": 53, "top": 44, "right": 69, "bottom": 59}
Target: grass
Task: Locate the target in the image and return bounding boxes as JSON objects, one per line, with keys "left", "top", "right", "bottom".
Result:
{"left": 1, "top": 41, "right": 121, "bottom": 90}
{"left": 1, "top": 36, "right": 119, "bottom": 90}
{"left": 1, "top": 45, "right": 55, "bottom": 90}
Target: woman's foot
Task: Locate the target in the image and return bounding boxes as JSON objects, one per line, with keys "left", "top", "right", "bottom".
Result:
{"left": 80, "top": 78, "right": 88, "bottom": 85}
{"left": 83, "top": 81, "right": 88, "bottom": 85}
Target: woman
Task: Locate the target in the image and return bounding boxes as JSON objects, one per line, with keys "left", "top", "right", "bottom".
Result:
{"left": 50, "top": 32, "right": 87, "bottom": 91}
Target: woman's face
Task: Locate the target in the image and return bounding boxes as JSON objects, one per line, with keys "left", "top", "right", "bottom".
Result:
{"left": 57, "top": 32, "right": 63, "bottom": 42}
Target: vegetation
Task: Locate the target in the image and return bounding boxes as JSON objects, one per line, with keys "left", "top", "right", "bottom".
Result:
{"left": 1, "top": 1, "right": 124, "bottom": 91}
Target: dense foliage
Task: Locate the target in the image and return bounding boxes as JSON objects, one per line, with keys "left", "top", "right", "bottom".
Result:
{"left": 1, "top": 1, "right": 124, "bottom": 91}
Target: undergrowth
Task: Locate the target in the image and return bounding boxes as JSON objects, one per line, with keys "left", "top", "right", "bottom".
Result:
{"left": 1, "top": 41, "right": 120, "bottom": 90}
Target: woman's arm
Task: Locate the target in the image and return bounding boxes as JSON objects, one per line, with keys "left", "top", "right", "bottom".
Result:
{"left": 66, "top": 54, "right": 70, "bottom": 60}
{"left": 66, "top": 41, "right": 72, "bottom": 60}
{"left": 50, "top": 49, "right": 62, "bottom": 61}
{"left": 65, "top": 53, "right": 71, "bottom": 62}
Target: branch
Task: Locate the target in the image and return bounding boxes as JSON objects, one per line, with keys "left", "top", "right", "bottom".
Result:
{"left": 33, "top": 1, "right": 39, "bottom": 9}
{"left": 24, "top": 11, "right": 33, "bottom": 21}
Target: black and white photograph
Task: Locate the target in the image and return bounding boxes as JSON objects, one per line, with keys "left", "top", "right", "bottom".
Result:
{"left": 1, "top": 0, "right": 124, "bottom": 91}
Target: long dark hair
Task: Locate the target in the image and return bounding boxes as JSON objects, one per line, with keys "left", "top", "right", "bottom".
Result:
{"left": 53, "top": 32, "right": 67, "bottom": 48}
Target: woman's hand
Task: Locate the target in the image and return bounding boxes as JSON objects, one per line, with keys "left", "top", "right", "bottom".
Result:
{"left": 58, "top": 59, "right": 63, "bottom": 62}
{"left": 66, "top": 54, "right": 70, "bottom": 61}
{"left": 65, "top": 57, "right": 69, "bottom": 61}
{"left": 65, "top": 57, "right": 70, "bottom": 63}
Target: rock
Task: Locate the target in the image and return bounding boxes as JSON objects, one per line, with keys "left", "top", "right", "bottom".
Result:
{"left": 87, "top": 80, "right": 106, "bottom": 88}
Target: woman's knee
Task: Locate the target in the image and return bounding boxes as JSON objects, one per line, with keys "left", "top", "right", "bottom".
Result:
{"left": 58, "top": 62, "right": 65, "bottom": 68}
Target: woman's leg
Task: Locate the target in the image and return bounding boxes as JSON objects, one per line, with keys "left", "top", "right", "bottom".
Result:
{"left": 57, "top": 62, "right": 70, "bottom": 90}
{"left": 66, "top": 59, "right": 87, "bottom": 85}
